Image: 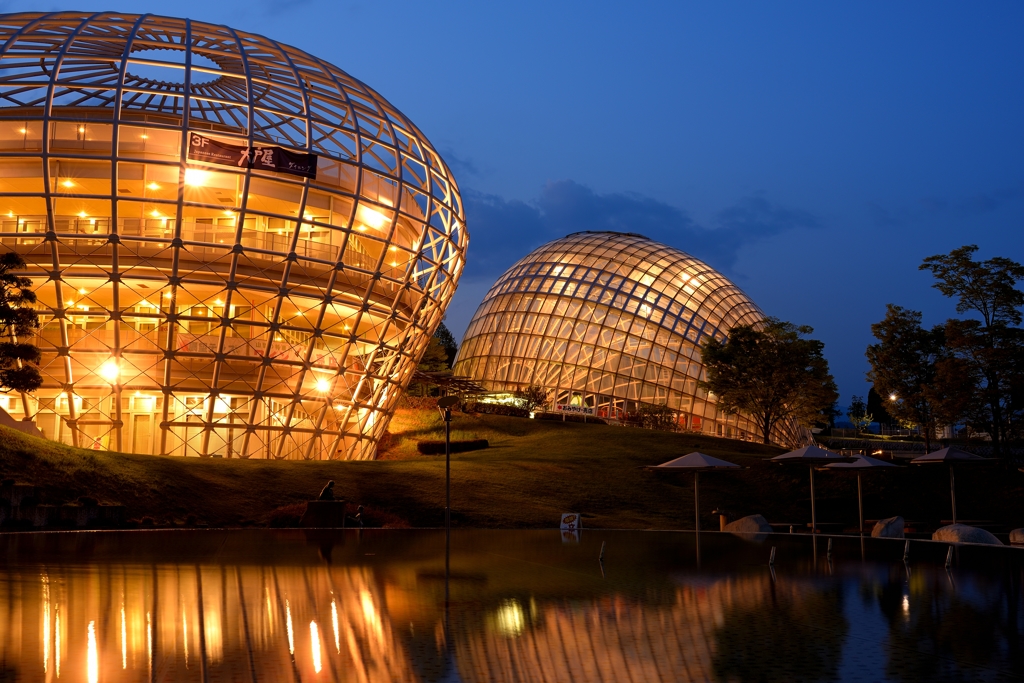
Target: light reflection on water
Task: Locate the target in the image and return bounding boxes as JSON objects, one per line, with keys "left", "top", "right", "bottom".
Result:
{"left": 0, "top": 529, "right": 1020, "bottom": 682}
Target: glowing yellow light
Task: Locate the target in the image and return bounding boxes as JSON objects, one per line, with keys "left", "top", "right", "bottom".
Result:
{"left": 285, "top": 599, "right": 295, "bottom": 655}
{"left": 147, "top": 611, "right": 153, "bottom": 672}
{"left": 310, "top": 621, "right": 322, "bottom": 673}
{"left": 55, "top": 606, "right": 60, "bottom": 678}
{"left": 66, "top": 300, "right": 74, "bottom": 307}
{"left": 151, "top": 209, "right": 161, "bottom": 218}
{"left": 78, "top": 288, "right": 87, "bottom": 295}
{"left": 147, "top": 182, "right": 160, "bottom": 190}
{"left": 98, "top": 359, "right": 120, "bottom": 383}
{"left": 61, "top": 179, "right": 74, "bottom": 188}
{"left": 492, "top": 598, "right": 526, "bottom": 637}
{"left": 78, "top": 211, "right": 87, "bottom": 218}
{"left": 331, "top": 599, "right": 340, "bottom": 654}
{"left": 315, "top": 378, "right": 331, "bottom": 393}
{"left": 303, "top": 213, "right": 313, "bottom": 220}
{"left": 214, "top": 299, "right": 223, "bottom": 306}
{"left": 389, "top": 246, "right": 397, "bottom": 251}
{"left": 223, "top": 210, "right": 234, "bottom": 217}
{"left": 78, "top": 126, "right": 86, "bottom": 134}
{"left": 42, "top": 577, "right": 50, "bottom": 674}
{"left": 890, "top": 394, "right": 897, "bottom": 401}
{"left": 163, "top": 292, "right": 173, "bottom": 299}
{"left": 121, "top": 601, "right": 127, "bottom": 669}
{"left": 390, "top": 261, "right": 397, "bottom": 267}
{"left": 6, "top": 211, "right": 12, "bottom": 218}
{"left": 18, "top": 128, "right": 26, "bottom": 134}
{"left": 902, "top": 595, "right": 910, "bottom": 614}
{"left": 357, "top": 205, "right": 388, "bottom": 229}
{"left": 184, "top": 168, "right": 209, "bottom": 186}
{"left": 87, "top": 621, "right": 98, "bottom": 683}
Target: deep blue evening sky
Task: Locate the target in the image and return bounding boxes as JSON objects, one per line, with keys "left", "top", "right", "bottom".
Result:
{"left": 15, "top": 1, "right": 1024, "bottom": 407}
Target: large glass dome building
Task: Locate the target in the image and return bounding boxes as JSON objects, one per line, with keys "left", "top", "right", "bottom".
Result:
{"left": 454, "top": 231, "right": 801, "bottom": 445}
{"left": 0, "top": 12, "right": 467, "bottom": 459}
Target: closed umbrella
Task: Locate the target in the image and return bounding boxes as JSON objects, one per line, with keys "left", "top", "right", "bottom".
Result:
{"left": 910, "top": 447, "right": 992, "bottom": 524}
{"left": 825, "top": 454, "right": 898, "bottom": 533}
{"left": 771, "top": 445, "right": 855, "bottom": 534}
{"left": 650, "top": 452, "right": 740, "bottom": 532}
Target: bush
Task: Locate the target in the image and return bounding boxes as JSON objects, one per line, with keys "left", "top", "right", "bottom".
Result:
{"left": 417, "top": 439, "right": 489, "bottom": 454}
{"left": 267, "top": 503, "right": 306, "bottom": 528}
{"left": 463, "top": 402, "right": 530, "bottom": 418}
{"left": 534, "top": 412, "right": 607, "bottom": 425}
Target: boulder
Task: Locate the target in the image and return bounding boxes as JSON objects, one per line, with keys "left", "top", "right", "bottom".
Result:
{"left": 871, "top": 516, "right": 905, "bottom": 539}
{"left": 1010, "top": 528, "right": 1024, "bottom": 545}
{"left": 932, "top": 524, "right": 1002, "bottom": 545}
{"left": 299, "top": 500, "right": 347, "bottom": 528}
{"left": 724, "top": 514, "right": 772, "bottom": 541}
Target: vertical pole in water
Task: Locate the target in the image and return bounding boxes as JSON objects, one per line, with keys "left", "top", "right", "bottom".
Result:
{"left": 809, "top": 465, "right": 817, "bottom": 535}
{"left": 694, "top": 471, "right": 700, "bottom": 532}
{"left": 857, "top": 473, "right": 864, "bottom": 534}
{"left": 950, "top": 466, "right": 957, "bottom": 525}
{"left": 445, "top": 407, "right": 451, "bottom": 533}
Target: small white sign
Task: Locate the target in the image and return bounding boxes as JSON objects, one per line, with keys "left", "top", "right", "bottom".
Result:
{"left": 560, "top": 513, "right": 581, "bottom": 530}
{"left": 556, "top": 404, "right": 594, "bottom": 415}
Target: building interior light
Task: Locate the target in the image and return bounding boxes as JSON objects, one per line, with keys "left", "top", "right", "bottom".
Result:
{"left": 66, "top": 300, "right": 74, "bottom": 307}
{"left": 78, "top": 126, "right": 86, "bottom": 133}
{"left": 18, "top": 128, "right": 26, "bottom": 134}
{"left": 315, "top": 378, "right": 331, "bottom": 393}
{"left": 98, "top": 359, "right": 120, "bottom": 382}
{"left": 140, "top": 133, "right": 148, "bottom": 139}
{"left": 356, "top": 205, "right": 387, "bottom": 230}
{"left": 78, "top": 211, "right": 87, "bottom": 218}
{"left": 61, "top": 179, "right": 74, "bottom": 188}
{"left": 150, "top": 210, "right": 161, "bottom": 218}
{"left": 147, "top": 182, "right": 160, "bottom": 190}
{"left": 78, "top": 288, "right": 87, "bottom": 295}
{"left": 184, "top": 168, "right": 209, "bottom": 186}
{"left": 163, "top": 292, "right": 173, "bottom": 299}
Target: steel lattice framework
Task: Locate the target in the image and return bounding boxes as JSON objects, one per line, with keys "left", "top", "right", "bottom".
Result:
{"left": 0, "top": 12, "right": 467, "bottom": 459}
{"left": 454, "top": 231, "right": 801, "bottom": 445}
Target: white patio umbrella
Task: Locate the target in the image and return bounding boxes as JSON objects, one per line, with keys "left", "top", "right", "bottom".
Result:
{"left": 771, "top": 445, "right": 855, "bottom": 534}
{"left": 825, "top": 454, "right": 898, "bottom": 533}
{"left": 910, "top": 447, "right": 993, "bottom": 524}
{"left": 650, "top": 452, "right": 740, "bottom": 531}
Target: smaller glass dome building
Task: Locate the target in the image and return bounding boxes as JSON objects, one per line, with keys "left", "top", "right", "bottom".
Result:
{"left": 453, "top": 231, "right": 801, "bottom": 445}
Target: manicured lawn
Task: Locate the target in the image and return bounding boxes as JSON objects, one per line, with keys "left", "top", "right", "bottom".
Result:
{"left": 2, "top": 407, "right": 1023, "bottom": 533}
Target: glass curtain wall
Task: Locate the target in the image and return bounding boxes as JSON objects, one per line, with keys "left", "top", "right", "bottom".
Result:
{"left": 0, "top": 13, "right": 467, "bottom": 459}
{"left": 454, "top": 232, "right": 802, "bottom": 446}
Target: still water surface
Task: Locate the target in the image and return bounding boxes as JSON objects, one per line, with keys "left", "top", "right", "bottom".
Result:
{"left": 0, "top": 529, "right": 1021, "bottom": 682}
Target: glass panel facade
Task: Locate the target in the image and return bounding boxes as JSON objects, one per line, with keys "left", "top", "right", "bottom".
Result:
{"left": 0, "top": 13, "right": 467, "bottom": 459}
{"left": 453, "top": 231, "right": 802, "bottom": 446}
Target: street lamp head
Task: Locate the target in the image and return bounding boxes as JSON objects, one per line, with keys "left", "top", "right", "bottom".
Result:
{"left": 437, "top": 396, "right": 460, "bottom": 409}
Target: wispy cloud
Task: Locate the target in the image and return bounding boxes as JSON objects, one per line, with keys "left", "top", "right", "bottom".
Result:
{"left": 462, "top": 180, "right": 821, "bottom": 277}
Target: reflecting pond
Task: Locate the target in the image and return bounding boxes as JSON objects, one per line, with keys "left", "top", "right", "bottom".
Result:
{"left": 0, "top": 529, "right": 1022, "bottom": 682}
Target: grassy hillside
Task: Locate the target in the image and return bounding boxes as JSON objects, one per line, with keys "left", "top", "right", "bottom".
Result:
{"left": 2, "top": 407, "right": 1023, "bottom": 532}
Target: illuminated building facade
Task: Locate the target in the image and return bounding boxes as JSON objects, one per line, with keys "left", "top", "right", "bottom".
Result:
{"left": 454, "top": 231, "right": 800, "bottom": 445}
{"left": 0, "top": 12, "right": 467, "bottom": 458}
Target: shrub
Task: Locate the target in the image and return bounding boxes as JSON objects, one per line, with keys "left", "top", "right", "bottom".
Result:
{"left": 463, "top": 402, "right": 530, "bottom": 418}
{"left": 417, "top": 439, "right": 489, "bottom": 454}
{"left": 267, "top": 503, "right": 306, "bottom": 528}
{"left": 534, "top": 412, "right": 607, "bottom": 425}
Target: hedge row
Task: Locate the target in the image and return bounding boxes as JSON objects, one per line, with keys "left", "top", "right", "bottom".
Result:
{"left": 534, "top": 412, "right": 607, "bottom": 425}
{"left": 463, "top": 402, "right": 530, "bottom": 418}
{"left": 417, "top": 439, "right": 490, "bottom": 455}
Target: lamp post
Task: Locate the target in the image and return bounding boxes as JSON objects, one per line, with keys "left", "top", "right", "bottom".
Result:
{"left": 437, "top": 395, "right": 460, "bottom": 533}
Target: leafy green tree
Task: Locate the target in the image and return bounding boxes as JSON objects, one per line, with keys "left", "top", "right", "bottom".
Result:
{"left": 920, "top": 245, "right": 1024, "bottom": 455}
{"left": 0, "top": 252, "right": 42, "bottom": 394}
{"left": 865, "top": 305, "right": 947, "bottom": 451}
{"left": 513, "top": 385, "right": 549, "bottom": 413}
{"left": 433, "top": 321, "right": 459, "bottom": 368}
{"left": 700, "top": 318, "right": 839, "bottom": 445}
{"left": 629, "top": 403, "right": 678, "bottom": 430}
{"left": 866, "top": 387, "right": 895, "bottom": 427}
{"left": 847, "top": 395, "right": 873, "bottom": 432}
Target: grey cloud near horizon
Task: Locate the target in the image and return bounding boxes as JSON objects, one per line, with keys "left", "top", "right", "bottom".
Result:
{"left": 461, "top": 180, "right": 821, "bottom": 278}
